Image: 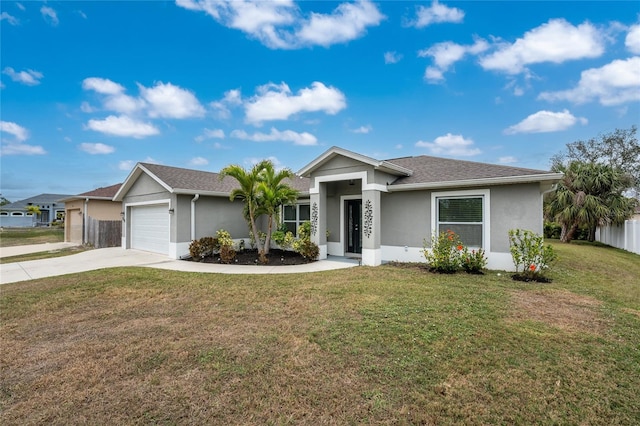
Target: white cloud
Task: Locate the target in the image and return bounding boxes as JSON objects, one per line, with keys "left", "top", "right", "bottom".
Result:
{"left": 415, "top": 133, "right": 481, "bottom": 157}
{"left": 16, "top": 3, "right": 25, "bottom": 11}
{"left": 419, "top": 38, "right": 488, "bottom": 83}
{"left": 1, "top": 12, "right": 19, "bottom": 25}
{"left": 190, "top": 156, "right": 209, "bottom": 166}
{"left": 245, "top": 81, "right": 346, "bottom": 124}
{"left": 625, "top": 24, "right": 640, "bottom": 54}
{"left": 82, "top": 77, "right": 145, "bottom": 114}
{"left": 351, "top": 125, "right": 372, "bottom": 134}
{"left": 498, "top": 156, "right": 518, "bottom": 164}
{"left": 231, "top": 127, "right": 318, "bottom": 146}
{"left": 0, "top": 121, "right": 29, "bottom": 141}
{"left": 479, "top": 19, "right": 605, "bottom": 74}
{"left": 504, "top": 109, "right": 587, "bottom": 135}
{"left": 0, "top": 121, "right": 46, "bottom": 156}
{"left": 119, "top": 157, "right": 159, "bottom": 171}
{"left": 80, "top": 102, "right": 96, "bottom": 113}
{"left": 139, "top": 82, "right": 205, "bottom": 119}
{"left": 384, "top": 51, "right": 402, "bottom": 64}
{"left": 245, "top": 155, "right": 283, "bottom": 169}
{"left": 412, "top": 1, "right": 464, "bottom": 28}
{"left": 2, "top": 67, "right": 43, "bottom": 86}
{"left": 295, "top": 0, "right": 384, "bottom": 47}
{"left": 79, "top": 142, "right": 115, "bottom": 154}
{"left": 118, "top": 160, "right": 135, "bottom": 171}
{"left": 538, "top": 57, "right": 640, "bottom": 106}
{"left": 82, "top": 77, "right": 204, "bottom": 118}
{"left": 86, "top": 115, "right": 160, "bottom": 138}
{"left": 211, "top": 89, "right": 243, "bottom": 119}
{"left": 176, "top": 0, "right": 383, "bottom": 49}
{"left": 83, "top": 77, "right": 125, "bottom": 95}
{"left": 40, "top": 6, "right": 59, "bottom": 26}
{"left": 195, "top": 128, "right": 225, "bottom": 142}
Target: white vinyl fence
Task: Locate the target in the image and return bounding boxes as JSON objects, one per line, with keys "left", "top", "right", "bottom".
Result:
{"left": 596, "top": 220, "right": 640, "bottom": 255}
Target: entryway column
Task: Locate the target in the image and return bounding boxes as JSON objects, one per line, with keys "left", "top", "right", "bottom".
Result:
{"left": 361, "top": 189, "right": 381, "bottom": 266}
{"left": 310, "top": 181, "right": 327, "bottom": 260}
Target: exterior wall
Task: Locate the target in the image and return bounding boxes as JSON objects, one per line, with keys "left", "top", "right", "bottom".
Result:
{"left": 380, "top": 190, "right": 431, "bottom": 248}
{"left": 489, "top": 183, "right": 543, "bottom": 253}
{"left": 0, "top": 215, "right": 34, "bottom": 227}
{"left": 87, "top": 200, "right": 122, "bottom": 220}
{"left": 377, "top": 183, "right": 544, "bottom": 271}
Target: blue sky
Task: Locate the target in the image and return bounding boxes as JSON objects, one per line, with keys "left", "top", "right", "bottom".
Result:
{"left": 1, "top": 0, "right": 639, "bottom": 201}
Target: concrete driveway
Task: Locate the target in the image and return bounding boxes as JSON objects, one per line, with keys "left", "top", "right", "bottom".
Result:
{"left": 0, "top": 246, "right": 359, "bottom": 285}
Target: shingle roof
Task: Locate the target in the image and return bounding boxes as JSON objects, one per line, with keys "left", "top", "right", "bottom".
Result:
{"left": 386, "top": 155, "right": 554, "bottom": 186}
{"left": 1, "top": 193, "right": 73, "bottom": 210}
{"left": 141, "top": 163, "right": 311, "bottom": 194}
{"left": 78, "top": 183, "right": 122, "bottom": 198}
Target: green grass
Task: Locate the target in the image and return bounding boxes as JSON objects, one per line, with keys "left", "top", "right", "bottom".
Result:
{"left": 0, "top": 246, "right": 91, "bottom": 264}
{"left": 0, "top": 241, "right": 638, "bottom": 424}
{"left": 0, "top": 227, "right": 64, "bottom": 247}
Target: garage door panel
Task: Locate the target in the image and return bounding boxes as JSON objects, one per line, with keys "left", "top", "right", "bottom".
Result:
{"left": 67, "top": 209, "right": 83, "bottom": 244}
{"left": 131, "top": 204, "right": 169, "bottom": 255}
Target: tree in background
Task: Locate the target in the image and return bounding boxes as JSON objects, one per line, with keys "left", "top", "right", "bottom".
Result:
{"left": 547, "top": 126, "right": 639, "bottom": 243}
{"left": 551, "top": 126, "right": 639, "bottom": 197}
{"left": 25, "top": 205, "right": 41, "bottom": 225}
{"left": 0, "top": 196, "right": 10, "bottom": 206}
{"left": 546, "top": 162, "right": 637, "bottom": 243}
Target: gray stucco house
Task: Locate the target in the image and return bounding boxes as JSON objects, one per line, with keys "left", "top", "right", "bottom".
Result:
{"left": 114, "top": 146, "right": 562, "bottom": 270}
{"left": 0, "top": 193, "right": 71, "bottom": 228}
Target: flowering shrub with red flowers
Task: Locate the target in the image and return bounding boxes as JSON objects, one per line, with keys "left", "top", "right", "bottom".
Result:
{"left": 460, "top": 247, "right": 487, "bottom": 274}
{"left": 508, "top": 229, "right": 557, "bottom": 282}
{"left": 423, "top": 230, "right": 463, "bottom": 273}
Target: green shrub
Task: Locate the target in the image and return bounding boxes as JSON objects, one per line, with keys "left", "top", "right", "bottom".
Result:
{"left": 508, "top": 229, "right": 556, "bottom": 280}
{"left": 460, "top": 247, "right": 487, "bottom": 274}
{"left": 422, "top": 230, "right": 463, "bottom": 273}
{"left": 189, "top": 236, "right": 219, "bottom": 260}
{"left": 272, "top": 229, "right": 295, "bottom": 250}
{"left": 292, "top": 221, "right": 319, "bottom": 261}
{"left": 216, "top": 229, "right": 236, "bottom": 263}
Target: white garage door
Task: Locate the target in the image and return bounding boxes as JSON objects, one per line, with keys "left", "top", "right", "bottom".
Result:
{"left": 130, "top": 204, "right": 169, "bottom": 255}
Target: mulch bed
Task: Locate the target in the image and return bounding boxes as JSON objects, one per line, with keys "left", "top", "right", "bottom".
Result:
{"left": 190, "top": 248, "right": 313, "bottom": 266}
{"left": 511, "top": 274, "right": 552, "bottom": 283}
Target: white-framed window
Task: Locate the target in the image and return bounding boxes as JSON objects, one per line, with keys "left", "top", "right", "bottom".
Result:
{"left": 11, "top": 212, "right": 24, "bottom": 217}
{"left": 432, "top": 189, "right": 489, "bottom": 248}
{"left": 282, "top": 203, "right": 310, "bottom": 236}
{"left": 0, "top": 212, "right": 8, "bottom": 216}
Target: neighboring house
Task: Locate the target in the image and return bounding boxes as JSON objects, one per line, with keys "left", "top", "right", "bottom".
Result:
{"left": 60, "top": 184, "right": 123, "bottom": 246}
{"left": 0, "top": 194, "right": 71, "bottom": 228}
{"left": 115, "top": 147, "right": 563, "bottom": 270}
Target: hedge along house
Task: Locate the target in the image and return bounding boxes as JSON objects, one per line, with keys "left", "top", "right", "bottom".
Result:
{"left": 113, "top": 163, "right": 310, "bottom": 258}
{"left": 297, "top": 147, "right": 563, "bottom": 270}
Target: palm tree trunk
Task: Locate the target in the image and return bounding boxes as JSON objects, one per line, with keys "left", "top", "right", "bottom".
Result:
{"left": 249, "top": 205, "right": 263, "bottom": 254}
{"left": 263, "top": 215, "right": 273, "bottom": 256}
{"left": 561, "top": 222, "right": 578, "bottom": 243}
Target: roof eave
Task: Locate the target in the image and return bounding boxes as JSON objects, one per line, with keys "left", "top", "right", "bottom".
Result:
{"left": 298, "top": 146, "right": 412, "bottom": 177}
{"left": 388, "top": 173, "right": 564, "bottom": 192}
{"left": 113, "top": 163, "right": 174, "bottom": 201}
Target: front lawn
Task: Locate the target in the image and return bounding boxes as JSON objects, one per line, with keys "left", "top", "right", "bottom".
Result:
{"left": 0, "top": 227, "right": 64, "bottom": 247}
{"left": 1, "top": 242, "right": 638, "bottom": 424}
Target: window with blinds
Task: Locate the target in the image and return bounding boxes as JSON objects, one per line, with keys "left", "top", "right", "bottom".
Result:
{"left": 437, "top": 196, "right": 483, "bottom": 247}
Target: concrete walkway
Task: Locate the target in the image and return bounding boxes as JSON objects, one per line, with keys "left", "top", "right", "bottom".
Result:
{"left": 0, "top": 242, "right": 80, "bottom": 258}
{"left": 0, "top": 246, "right": 360, "bottom": 285}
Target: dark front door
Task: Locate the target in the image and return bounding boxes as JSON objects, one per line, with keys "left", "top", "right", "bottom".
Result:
{"left": 346, "top": 199, "right": 362, "bottom": 254}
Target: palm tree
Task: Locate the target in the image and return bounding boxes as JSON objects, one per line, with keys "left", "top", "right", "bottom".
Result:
{"left": 25, "top": 205, "right": 41, "bottom": 225}
{"left": 256, "top": 162, "right": 299, "bottom": 256}
{"left": 546, "top": 162, "right": 637, "bottom": 242}
{"left": 219, "top": 161, "right": 271, "bottom": 254}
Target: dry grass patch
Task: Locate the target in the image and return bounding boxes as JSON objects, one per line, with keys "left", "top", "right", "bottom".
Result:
{"left": 508, "top": 289, "right": 608, "bottom": 334}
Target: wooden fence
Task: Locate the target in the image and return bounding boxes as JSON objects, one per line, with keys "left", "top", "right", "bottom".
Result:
{"left": 87, "top": 217, "right": 121, "bottom": 248}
